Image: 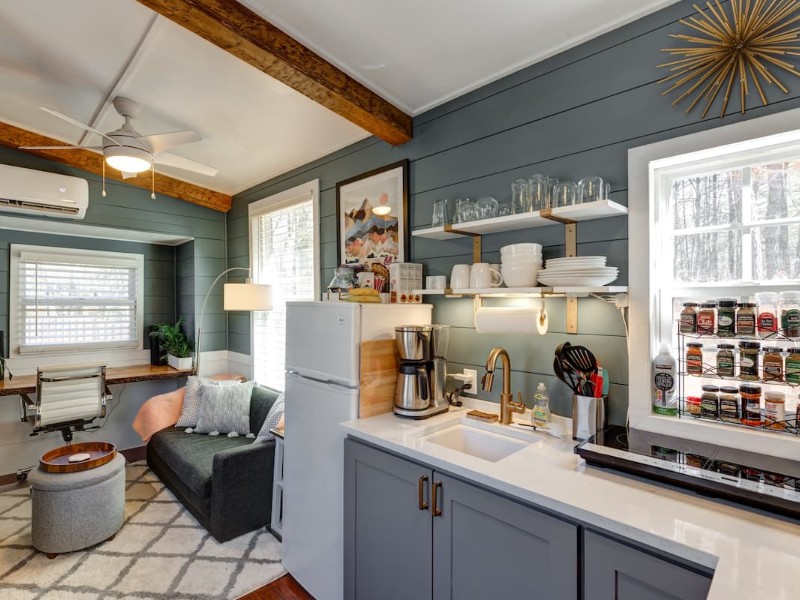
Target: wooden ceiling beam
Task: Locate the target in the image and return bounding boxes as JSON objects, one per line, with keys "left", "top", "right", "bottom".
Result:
{"left": 0, "top": 121, "right": 231, "bottom": 212}
{"left": 136, "top": 0, "right": 413, "bottom": 146}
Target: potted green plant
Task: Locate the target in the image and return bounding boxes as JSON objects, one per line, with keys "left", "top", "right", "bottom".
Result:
{"left": 150, "top": 317, "right": 194, "bottom": 370}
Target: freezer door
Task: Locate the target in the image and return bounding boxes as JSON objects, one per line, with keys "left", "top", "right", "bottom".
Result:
{"left": 285, "top": 301, "right": 360, "bottom": 387}
{"left": 283, "top": 372, "right": 358, "bottom": 600}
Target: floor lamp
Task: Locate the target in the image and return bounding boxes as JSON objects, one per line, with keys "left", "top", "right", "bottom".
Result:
{"left": 195, "top": 267, "right": 272, "bottom": 375}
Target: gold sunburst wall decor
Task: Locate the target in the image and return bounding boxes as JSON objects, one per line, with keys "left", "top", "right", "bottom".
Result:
{"left": 659, "top": 0, "right": 800, "bottom": 118}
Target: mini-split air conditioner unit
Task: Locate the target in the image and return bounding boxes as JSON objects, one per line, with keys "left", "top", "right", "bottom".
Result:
{"left": 0, "top": 163, "right": 88, "bottom": 220}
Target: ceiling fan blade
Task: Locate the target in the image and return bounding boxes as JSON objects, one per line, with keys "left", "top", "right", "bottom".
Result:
{"left": 20, "top": 145, "right": 102, "bottom": 150}
{"left": 141, "top": 130, "right": 200, "bottom": 154}
{"left": 120, "top": 172, "right": 139, "bottom": 180}
{"left": 155, "top": 151, "right": 218, "bottom": 177}
{"left": 38, "top": 107, "right": 122, "bottom": 146}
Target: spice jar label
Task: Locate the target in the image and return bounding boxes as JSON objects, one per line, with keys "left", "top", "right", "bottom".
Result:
{"left": 758, "top": 313, "right": 777, "bottom": 332}
{"left": 698, "top": 315, "right": 714, "bottom": 334}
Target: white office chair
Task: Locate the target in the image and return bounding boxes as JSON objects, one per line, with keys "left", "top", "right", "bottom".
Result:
{"left": 20, "top": 364, "right": 111, "bottom": 443}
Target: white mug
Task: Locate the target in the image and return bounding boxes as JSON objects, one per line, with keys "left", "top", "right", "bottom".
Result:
{"left": 450, "top": 264, "right": 471, "bottom": 289}
{"left": 426, "top": 275, "right": 447, "bottom": 290}
{"left": 470, "top": 263, "right": 503, "bottom": 288}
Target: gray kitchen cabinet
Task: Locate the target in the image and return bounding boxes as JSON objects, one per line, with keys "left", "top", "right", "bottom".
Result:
{"left": 583, "top": 530, "right": 712, "bottom": 600}
{"left": 344, "top": 438, "right": 434, "bottom": 600}
{"left": 345, "top": 438, "right": 579, "bottom": 600}
{"left": 433, "top": 472, "right": 579, "bottom": 600}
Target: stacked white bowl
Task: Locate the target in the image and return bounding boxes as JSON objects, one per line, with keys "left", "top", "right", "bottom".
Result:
{"left": 500, "top": 243, "right": 542, "bottom": 287}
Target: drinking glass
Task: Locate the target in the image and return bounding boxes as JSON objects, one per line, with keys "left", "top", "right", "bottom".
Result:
{"left": 511, "top": 179, "right": 530, "bottom": 214}
{"left": 578, "top": 177, "right": 607, "bottom": 204}
{"left": 476, "top": 197, "right": 499, "bottom": 220}
{"left": 498, "top": 201, "right": 512, "bottom": 217}
{"left": 528, "top": 174, "right": 549, "bottom": 211}
{"left": 546, "top": 177, "right": 559, "bottom": 209}
{"left": 551, "top": 181, "right": 577, "bottom": 208}
{"left": 431, "top": 199, "right": 448, "bottom": 227}
{"left": 454, "top": 198, "right": 478, "bottom": 223}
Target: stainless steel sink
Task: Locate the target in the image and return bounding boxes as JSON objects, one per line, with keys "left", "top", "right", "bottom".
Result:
{"left": 421, "top": 424, "right": 527, "bottom": 462}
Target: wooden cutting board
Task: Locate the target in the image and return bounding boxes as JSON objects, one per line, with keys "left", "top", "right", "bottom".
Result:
{"left": 359, "top": 340, "right": 399, "bottom": 418}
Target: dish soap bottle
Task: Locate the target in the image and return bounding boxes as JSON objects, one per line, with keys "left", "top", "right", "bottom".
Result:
{"left": 653, "top": 345, "right": 677, "bottom": 416}
{"left": 532, "top": 382, "right": 550, "bottom": 427}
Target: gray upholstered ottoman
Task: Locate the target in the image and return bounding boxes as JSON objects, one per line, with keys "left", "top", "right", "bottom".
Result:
{"left": 28, "top": 453, "right": 126, "bottom": 557}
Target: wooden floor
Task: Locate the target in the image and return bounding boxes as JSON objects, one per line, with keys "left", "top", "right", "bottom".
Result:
{"left": 240, "top": 574, "right": 314, "bottom": 600}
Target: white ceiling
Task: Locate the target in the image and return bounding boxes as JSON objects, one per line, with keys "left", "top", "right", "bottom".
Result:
{"left": 0, "top": 0, "right": 679, "bottom": 197}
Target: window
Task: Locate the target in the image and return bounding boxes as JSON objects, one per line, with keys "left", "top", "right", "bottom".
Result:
{"left": 653, "top": 145, "right": 800, "bottom": 347}
{"left": 10, "top": 245, "right": 144, "bottom": 355}
{"left": 628, "top": 107, "right": 800, "bottom": 454}
{"left": 249, "top": 181, "right": 319, "bottom": 390}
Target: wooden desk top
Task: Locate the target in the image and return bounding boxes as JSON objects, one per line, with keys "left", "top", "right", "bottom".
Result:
{"left": 0, "top": 364, "right": 194, "bottom": 396}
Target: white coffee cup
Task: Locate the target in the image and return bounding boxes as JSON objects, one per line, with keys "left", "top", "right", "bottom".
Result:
{"left": 450, "top": 264, "right": 471, "bottom": 289}
{"left": 426, "top": 275, "right": 447, "bottom": 290}
{"left": 470, "top": 263, "right": 503, "bottom": 288}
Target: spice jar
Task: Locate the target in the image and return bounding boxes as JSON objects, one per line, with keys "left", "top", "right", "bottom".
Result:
{"left": 738, "top": 340, "right": 761, "bottom": 380}
{"left": 779, "top": 291, "right": 800, "bottom": 338}
{"left": 755, "top": 292, "right": 778, "bottom": 338}
{"left": 685, "top": 396, "right": 702, "bottom": 416}
{"left": 719, "top": 386, "right": 740, "bottom": 423}
{"left": 680, "top": 302, "right": 698, "bottom": 334}
{"left": 786, "top": 348, "right": 800, "bottom": 384}
{"left": 736, "top": 302, "right": 757, "bottom": 337}
{"left": 740, "top": 384, "right": 762, "bottom": 427}
{"left": 716, "top": 344, "right": 735, "bottom": 377}
{"left": 686, "top": 343, "right": 704, "bottom": 376}
{"left": 716, "top": 299, "right": 737, "bottom": 337}
{"left": 701, "top": 385, "right": 720, "bottom": 418}
{"left": 762, "top": 347, "right": 784, "bottom": 383}
{"left": 764, "top": 391, "right": 786, "bottom": 430}
{"left": 697, "top": 302, "right": 716, "bottom": 336}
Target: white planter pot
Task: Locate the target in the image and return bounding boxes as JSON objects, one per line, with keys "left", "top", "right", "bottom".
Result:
{"left": 168, "top": 354, "right": 193, "bottom": 370}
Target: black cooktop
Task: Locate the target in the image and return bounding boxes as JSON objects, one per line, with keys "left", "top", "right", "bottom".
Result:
{"left": 576, "top": 426, "right": 800, "bottom": 519}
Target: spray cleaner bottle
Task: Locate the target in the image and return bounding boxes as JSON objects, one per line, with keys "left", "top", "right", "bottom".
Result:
{"left": 653, "top": 344, "right": 677, "bottom": 416}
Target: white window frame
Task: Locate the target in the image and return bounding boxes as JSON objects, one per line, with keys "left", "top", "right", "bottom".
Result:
{"left": 248, "top": 179, "right": 320, "bottom": 383}
{"left": 628, "top": 107, "right": 800, "bottom": 459}
{"left": 9, "top": 244, "right": 145, "bottom": 357}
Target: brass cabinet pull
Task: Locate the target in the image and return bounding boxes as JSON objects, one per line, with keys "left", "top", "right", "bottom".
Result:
{"left": 432, "top": 480, "right": 443, "bottom": 517}
{"left": 418, "top": 475, "right": 429, "bottom": 510}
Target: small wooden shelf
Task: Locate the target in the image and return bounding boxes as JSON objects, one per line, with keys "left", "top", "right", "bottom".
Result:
{"left": 411, "top": 199, "right": 628, "bottom": 240}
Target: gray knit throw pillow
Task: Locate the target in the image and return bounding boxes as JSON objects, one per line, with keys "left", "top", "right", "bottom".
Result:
{"left": 195, "top": 381, "right": 256, "bottom": 436}
{"left": 176, "top": 376, "right": 238, "bottom": 428}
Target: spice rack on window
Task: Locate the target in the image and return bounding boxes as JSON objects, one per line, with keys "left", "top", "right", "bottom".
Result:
{"left": 675, "top": 327, "right": 800, "bottom": 437}
{"left": 411, "top": 199, "right": 629, "bottom": 332}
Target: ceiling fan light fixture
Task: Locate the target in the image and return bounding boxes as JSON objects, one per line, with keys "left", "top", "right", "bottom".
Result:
{"left": 105, "top": 145, "right": 152, "bottom": 173}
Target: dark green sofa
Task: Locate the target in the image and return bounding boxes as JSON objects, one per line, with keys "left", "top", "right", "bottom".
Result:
{"left": 147, "top": 384, "right": 279, "bottom": 542}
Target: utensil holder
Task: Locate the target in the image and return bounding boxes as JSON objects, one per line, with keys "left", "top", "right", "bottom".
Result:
{"left": 572, "top": 394, "right": 606, "bottom": 441}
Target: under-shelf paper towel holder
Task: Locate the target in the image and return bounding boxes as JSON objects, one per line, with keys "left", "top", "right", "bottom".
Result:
{"left": 473, "top": 296, "right": 549, "bottom": 335}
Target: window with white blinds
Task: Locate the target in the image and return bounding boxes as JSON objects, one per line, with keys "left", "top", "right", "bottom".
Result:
{"left": 250, "top": 181, "right": 319, "bottom": 390}
{"left": 10, "top": 245, "right": 144, "bottom": 354}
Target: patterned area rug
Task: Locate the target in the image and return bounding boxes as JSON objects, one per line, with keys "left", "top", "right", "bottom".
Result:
{"left": 0, "top": 462, "right": 286, "bottom": 599}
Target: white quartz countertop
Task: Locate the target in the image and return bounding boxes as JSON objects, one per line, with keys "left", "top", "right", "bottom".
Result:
{"left": 341, "top": 406, "right": 800, "bottom": 600}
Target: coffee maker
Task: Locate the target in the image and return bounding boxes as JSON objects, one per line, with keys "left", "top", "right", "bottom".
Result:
{"left": 393, "top": 325, "right": 450, "bottom": 419}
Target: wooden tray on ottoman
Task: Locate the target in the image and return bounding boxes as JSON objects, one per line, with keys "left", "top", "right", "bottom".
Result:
{"left": 39, "top": 442, "right": 117, "bottom": 473}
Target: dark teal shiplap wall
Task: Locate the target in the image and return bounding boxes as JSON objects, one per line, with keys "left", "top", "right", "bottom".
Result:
{"left": 0, "top": 145, "right": 227, "bottom": 353}
{"left": 227, "top": 0, "right": 800, "bottom": 423}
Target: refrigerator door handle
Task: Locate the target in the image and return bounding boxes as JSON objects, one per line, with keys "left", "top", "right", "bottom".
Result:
{"left": 286, "top": 370, "right": 357, "bottom": 391}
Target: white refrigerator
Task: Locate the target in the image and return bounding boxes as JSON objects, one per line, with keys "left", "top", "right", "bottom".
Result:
{"left": 282, "top": 301, "right": 432, "bottom": 600}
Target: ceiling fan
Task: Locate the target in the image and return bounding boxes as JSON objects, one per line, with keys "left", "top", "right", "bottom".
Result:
{"left": 21, "top": 96, "right": 218, "bottom": 180}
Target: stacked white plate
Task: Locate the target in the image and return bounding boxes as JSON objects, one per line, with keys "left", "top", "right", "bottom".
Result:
{"left": 537, "top": 256, "right": 618, "bottom": 286}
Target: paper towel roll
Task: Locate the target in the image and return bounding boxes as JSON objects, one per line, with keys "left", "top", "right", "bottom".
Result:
{"left": 475, "top": 307, "right": 547, "bottom": 335}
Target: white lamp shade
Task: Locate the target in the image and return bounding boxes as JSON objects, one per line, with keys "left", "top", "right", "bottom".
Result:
{"left": 223, "top": 282, "right": 272, "bottom": 311}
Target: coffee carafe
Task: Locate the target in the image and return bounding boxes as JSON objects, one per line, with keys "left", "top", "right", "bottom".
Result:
{"left": 393, "top": 325, "right": 450, "bottom": 419}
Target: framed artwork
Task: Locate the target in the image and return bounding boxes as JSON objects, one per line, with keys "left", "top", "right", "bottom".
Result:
{"left": 336, "top": 160, "right": 409, "bottom": 290}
